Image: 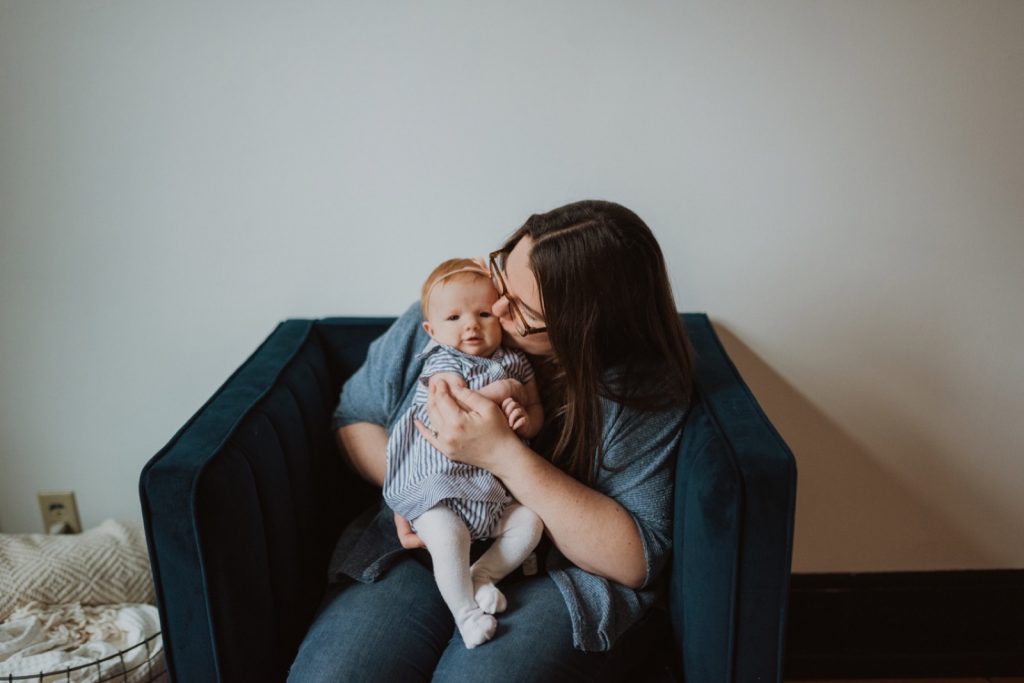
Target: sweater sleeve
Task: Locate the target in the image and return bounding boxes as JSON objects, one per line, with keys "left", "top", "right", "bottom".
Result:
{"left": 331, "top": 302, "right": 428, "bottom": 430}
{"left": 595, "top": 401, "right": 683, "bottom": 588}
{"left": 545, "top": 399, "right": 685, "bottom": 651}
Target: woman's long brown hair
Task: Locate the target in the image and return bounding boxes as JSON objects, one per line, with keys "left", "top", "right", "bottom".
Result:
{"left": 501, "top": 200, "right": 695, "bottom": 484}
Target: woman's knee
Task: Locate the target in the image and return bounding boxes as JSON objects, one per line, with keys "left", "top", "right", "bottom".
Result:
{"left": 431, "top": 576, "right": 587, "bottom": 682}
{"left": 288, "top": 556, "right": 454, "bottom": 682}
{"left": 432, "top": 575, "right": 661, "bottom": 683}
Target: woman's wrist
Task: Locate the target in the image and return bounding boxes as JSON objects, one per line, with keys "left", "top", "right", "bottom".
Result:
{"left": 488, "top": 436, "right": 536, "bottom": 483}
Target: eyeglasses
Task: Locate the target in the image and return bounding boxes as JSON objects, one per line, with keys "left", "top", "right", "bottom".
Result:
{"left": 488, "top": 250, "right": 548, "bottom": 336}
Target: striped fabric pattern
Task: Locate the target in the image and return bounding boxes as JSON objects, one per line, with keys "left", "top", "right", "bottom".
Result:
{"left": 383, "top": 344, "right": 534, "bottom": 540}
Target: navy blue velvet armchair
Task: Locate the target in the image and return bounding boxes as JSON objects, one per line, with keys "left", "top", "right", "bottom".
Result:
{"left": 140, "top": 314, "right": 796, "bottom": 682}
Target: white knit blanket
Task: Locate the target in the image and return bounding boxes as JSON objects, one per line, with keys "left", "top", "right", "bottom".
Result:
{"left": 0, "top": 519, "right": 155, "bottom": 621}
{"left": 0, "top": 602, "right": 163, "bottom": 682}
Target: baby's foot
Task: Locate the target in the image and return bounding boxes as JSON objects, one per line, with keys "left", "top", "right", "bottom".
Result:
{"left": 473, "top": 581, "right": 507, "bottom": 614}
{"left": 456, "top": 608, "right": 497, "bottom": 649}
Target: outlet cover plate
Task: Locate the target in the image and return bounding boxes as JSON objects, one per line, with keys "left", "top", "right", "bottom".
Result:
{"left": 38, "top": 490, "right": 81, "bottom": 533}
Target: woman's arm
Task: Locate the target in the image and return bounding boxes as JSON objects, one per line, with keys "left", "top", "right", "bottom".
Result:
{"left": 497, "top": 440, "right": 646, "bottom": 588}
{"left": 418, "top": 383, "right": 647, "bottom": 589}
{"left": 336, "top": 423, "right": 426, "bottom": 549}
{"left": 335, "top": 423, "right": 388, "bottom": 487}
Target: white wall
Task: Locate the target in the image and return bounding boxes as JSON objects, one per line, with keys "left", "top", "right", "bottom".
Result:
{"left": 1, "top": 1, "right": 1021, "bottom": 572}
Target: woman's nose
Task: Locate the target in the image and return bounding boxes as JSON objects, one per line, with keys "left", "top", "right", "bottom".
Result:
{"left": 492, "top": 296, "right": 510, "bottom": 319}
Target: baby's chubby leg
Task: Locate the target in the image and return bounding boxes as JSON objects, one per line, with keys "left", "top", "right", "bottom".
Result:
{"left": 471, "top": 504, "right": 544, "bottom": 614}
{"left": 413, "top": 504, "right": 496, "bottom": 649}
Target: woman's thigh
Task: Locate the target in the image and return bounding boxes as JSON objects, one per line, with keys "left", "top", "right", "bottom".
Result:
{"left": 432, "top": 574, "right": 661, "bottom": 683}
{"left": 287, "top": 554, "right": 456, "bottom": 683}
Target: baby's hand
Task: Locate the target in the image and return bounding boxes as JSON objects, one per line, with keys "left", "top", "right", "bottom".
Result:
{"left": 502, "top": 397, "right": 530, "bottom": 435}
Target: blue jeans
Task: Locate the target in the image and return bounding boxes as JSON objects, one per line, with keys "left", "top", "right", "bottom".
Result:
{"left": 288, "top": 554, "right": 665, "bottom": 682}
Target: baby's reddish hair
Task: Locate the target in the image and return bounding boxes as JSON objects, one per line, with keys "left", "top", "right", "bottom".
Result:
{"left": 420, "top": 258, "right": 491, "bottom": 315}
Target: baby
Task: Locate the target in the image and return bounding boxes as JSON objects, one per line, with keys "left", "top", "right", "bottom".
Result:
{"left": 383, "top": 258, "right": 544, "bottom": 648}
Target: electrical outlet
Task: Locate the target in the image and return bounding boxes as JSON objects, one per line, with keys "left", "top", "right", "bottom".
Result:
{"left": 37, "top": 490, "right": 81, "bottom": 534}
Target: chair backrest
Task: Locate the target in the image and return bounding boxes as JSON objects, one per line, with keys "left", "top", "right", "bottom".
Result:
{"left": 142, "top": 320, "right": 367, "bottom": 681}
{"left": 671, "top": 314, "right": 797, "bottom": 682}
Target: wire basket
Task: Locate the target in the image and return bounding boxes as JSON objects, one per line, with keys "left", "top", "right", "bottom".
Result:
{"left": 1, "top": 632, "right": 166, "bottom": 683}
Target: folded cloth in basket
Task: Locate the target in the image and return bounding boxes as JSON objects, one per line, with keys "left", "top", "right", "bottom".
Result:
{"left": 0, "top": 602, "right": 162, "bottom": 682}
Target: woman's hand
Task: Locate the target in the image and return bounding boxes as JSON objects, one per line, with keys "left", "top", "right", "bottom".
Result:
{"left": 415, "top": 382, "right": 521, "bottom": 474}
{"left": 394, "top": 512, "right": 425, "bottom": 549}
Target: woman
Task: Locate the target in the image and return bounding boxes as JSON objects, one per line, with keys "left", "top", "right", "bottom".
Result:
{"left": 289, "top": 200, "right": 695, "bottom": 682}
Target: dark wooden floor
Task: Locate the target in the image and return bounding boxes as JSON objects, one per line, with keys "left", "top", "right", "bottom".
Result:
{"left": 796, "top": 678, "right": 1024, "bottom": 682}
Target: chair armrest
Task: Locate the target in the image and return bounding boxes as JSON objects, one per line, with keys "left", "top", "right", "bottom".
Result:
{"left": 139, "top": 320, "right": 369, "bottom": 682}
{"left": 671, "top": 314, "right": 798, "bottom": 682}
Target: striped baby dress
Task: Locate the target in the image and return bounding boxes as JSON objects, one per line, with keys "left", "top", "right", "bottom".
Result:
{"left": 383, "top": 343, "right": 535, "bottom": 540}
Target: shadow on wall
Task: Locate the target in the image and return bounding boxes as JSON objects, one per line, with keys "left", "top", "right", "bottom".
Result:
{"left": 711, "top": 322, "right": 1002, "bottom": 573}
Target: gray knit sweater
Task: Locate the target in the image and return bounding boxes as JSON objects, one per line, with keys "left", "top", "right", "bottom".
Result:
{"left": 329, "top": 303, "right": 683, "bottom": 652}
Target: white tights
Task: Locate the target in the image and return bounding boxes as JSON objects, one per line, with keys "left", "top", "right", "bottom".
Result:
{"left": 413, "top": 502, "right": 543, "bottom": 648}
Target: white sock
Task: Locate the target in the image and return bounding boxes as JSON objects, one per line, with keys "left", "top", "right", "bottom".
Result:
{"left": 413, "top": 504, "right": 497, "bottom": 649}
{"left": 471, "top": 504, "right": 544, "bottom": 614}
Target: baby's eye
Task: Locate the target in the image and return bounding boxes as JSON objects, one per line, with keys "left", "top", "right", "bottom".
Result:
{"left": 480, "top": 311, "right": 491, "bottom": 318}
{"left": 446, "top": 314, "right": 460, "bottom": 321}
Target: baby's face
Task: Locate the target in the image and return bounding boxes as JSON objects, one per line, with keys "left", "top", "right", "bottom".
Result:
{"left": 423, "top": 276, "right": 503, "bottom": 357}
